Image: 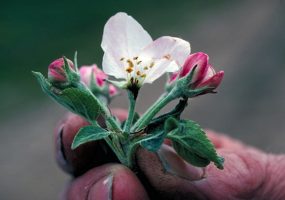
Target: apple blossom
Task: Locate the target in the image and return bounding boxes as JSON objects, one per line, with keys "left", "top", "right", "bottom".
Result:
{"left": 48, "top": 58, "right": 74, "bottom": 82}
{"left": 101, "top": 12, "right": 191, "bottom": 88}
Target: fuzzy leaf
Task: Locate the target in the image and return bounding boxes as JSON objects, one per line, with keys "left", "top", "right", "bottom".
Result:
{"left": 72, "top": 125, "right": 110, "bottom": 149}
{"left": 167, "top": 120, "right": 224, "bottom": 169}
{"left": 58, "top": 87, "right": 103, "bottom": 120}
{"left": 33, "top": 71, "right": 104, "bottom": 121}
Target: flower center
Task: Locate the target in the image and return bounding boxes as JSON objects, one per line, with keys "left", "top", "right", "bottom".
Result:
{"left": 120, "top": 56, "right": 155, "bottom": 85}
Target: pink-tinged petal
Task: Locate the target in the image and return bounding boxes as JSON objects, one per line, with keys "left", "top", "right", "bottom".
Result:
{"left": 140, "top": 36, "right": 190, "bottom": 72}
{"left": 197, "top": 71, "right": 224, "bottom": 89}
{"left": 101, "top": 12, "right": 152, "bottom": 57}
{"left": 109, "top": 85, "right": 118, "bottom": 96}
{"left": 180, "top": 52, "right": 209, "bottom": 85}
{"left": 48, "top": 58, "right": 74, "bottom": 82}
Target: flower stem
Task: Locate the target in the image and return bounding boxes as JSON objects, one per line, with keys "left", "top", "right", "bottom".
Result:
{"left": 123, "top": 90, "right": 136, "bottom": 133}
{"left": 132, "top": 89, "right": 178, "bottom": 132}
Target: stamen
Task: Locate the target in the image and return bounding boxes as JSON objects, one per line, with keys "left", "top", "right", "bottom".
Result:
{"left": 127, "top": 59, "right": 134, "bottom": 68}
{"left": 137, "top": 61, "right": 142, "bottom": 65}
{"left": 120, "top": 57, "right": 125, "bottom": 61}
{"left": 133, "top": 56, "right": 138, "bottom": 60}
{"left": 126, "top": 67, "right": 133, "bottom": 73}
{"left": 141, "top": 74, "right": 146, "bottom": 78}
{"left": 136, "top": 71, "right": 141, "bottom": 76}
{"left": 143, "top": 66, "right": 148, "bottom": 70}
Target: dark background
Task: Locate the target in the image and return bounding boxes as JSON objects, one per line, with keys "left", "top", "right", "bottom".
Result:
{"left": 1, "top": 1, "right": 284, "bottom": 199}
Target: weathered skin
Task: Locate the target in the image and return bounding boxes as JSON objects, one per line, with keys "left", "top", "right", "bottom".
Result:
{"left": 55, "top": 111, "right": 285, "bottom": 200}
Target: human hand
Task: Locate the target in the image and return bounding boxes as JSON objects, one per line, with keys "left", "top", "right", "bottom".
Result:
{"left": 54, "top": 111, "right": 285, "bottom": 200}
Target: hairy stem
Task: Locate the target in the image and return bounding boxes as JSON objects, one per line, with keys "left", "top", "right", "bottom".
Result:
{"left": 123, "top": 90, "right": 136, "bottom": 133}
{"left": 132, "top": 89, "right": 177, "bottom": 132}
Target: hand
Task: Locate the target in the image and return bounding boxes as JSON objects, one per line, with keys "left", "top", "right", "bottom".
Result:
{"left": 54, "top": 111, "right": 285, "bottom": 200}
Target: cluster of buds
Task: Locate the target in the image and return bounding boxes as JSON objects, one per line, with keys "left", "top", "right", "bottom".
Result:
{"left": 167, "top": 52, "right": 224, "bottom": 97}
{"left": 47, "top": 57, "right": 117, "bottom": 102}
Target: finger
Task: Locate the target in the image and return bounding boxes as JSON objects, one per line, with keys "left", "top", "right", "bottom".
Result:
{"left": 63, "top": 164, "right": 149, "bottom": 200}
{"left": 136, "top": 143, "right": 267, "bottom": 200}
{"left": 54, "top": 109, "right": 128, "bottom": 176}
{"left": 136, "top": 145, "right": 206, "bottom": 199}
{"left": 205, "top": 129, "right": 246, "bottom": 150}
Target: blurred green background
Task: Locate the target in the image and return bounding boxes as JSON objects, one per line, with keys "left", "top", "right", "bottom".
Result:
{"left": 1, "top": 0, "right": 284, "bottom": 199}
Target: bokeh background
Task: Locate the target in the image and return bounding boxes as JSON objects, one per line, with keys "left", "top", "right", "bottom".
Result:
{"left": 1, "top": 0, "right": 284, "bottom": 199}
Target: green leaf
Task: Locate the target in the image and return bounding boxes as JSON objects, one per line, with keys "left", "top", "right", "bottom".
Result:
{"left": 72, "top": 125, "right": 111, "bottom": 149}
{"left": 167, "top": 120, "right": 224, "bottom": 169}
{"left": 58, "top": 87, "right": 104, "bottom": 121}
{"left": 33, "top": 71, "right": 105, "bottom": 121}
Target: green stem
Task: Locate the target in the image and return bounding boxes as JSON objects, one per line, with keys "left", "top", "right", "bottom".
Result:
{"left": 132, "top": 89, "right": 178, "bottom": 132}
{"left": 123, "top": 90, "right": 136, "bottom": 133}
{"left": 104, "top": 136, "right": 127, "bottom": 165}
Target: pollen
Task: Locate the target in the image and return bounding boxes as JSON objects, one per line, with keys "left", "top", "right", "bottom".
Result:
{"left": 136, "top": 71, "right": 141, "bottom": 76}
{"left": 126, "top": 67, "right": 133, "bottom": 73}
{"left": 163, "top": 54, "right": 171, "bottom": 60}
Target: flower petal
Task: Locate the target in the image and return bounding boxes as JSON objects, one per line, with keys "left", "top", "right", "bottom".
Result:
{"left": 180, "top": 52, "right": 209, "bottom": 85}
{"left": 139, "top": 36, "right": 191, "bottom": 72}
{"left": 197, "top": 71, "right": 224, "bottom": 88}
{"left": 101, "top": 12, "right": 152, "bottom": 59}
{"left": 102, "top": 52, "right": 126, "bottom": 79}
{"left": 143, "top": 59, "right": 177, "bottom": 84}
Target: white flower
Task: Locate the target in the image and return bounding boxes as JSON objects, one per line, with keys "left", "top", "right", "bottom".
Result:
{"left": 101, "top": 12, "right": 191, "bottom": 88}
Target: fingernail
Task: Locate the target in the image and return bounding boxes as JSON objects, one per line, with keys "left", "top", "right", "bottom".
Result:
{"left": 55, "top": 125, "right": 73, "bottom": 174}
{"left": 157, "top": 145, "right": 205, "bottom": 181}
{"left": 88, "top": 174, "right": 113, "bottom": 200}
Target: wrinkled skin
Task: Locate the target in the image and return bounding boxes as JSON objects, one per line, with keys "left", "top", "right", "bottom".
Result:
{"left": 55, "top": 110, "right": 285, "bottom": 200}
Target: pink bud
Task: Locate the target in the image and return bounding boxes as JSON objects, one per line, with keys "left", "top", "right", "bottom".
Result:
{"left": 109, "top": 84, "right": 118, "bottom": 96}
{"left": 79, "top": 65, "right": 107, "bottom": 87}
{"left": 178, "top": 52, "right": 224, "bottom": 90}
{"left": 48, "top": 58, "right": 74, "bottom": 82}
